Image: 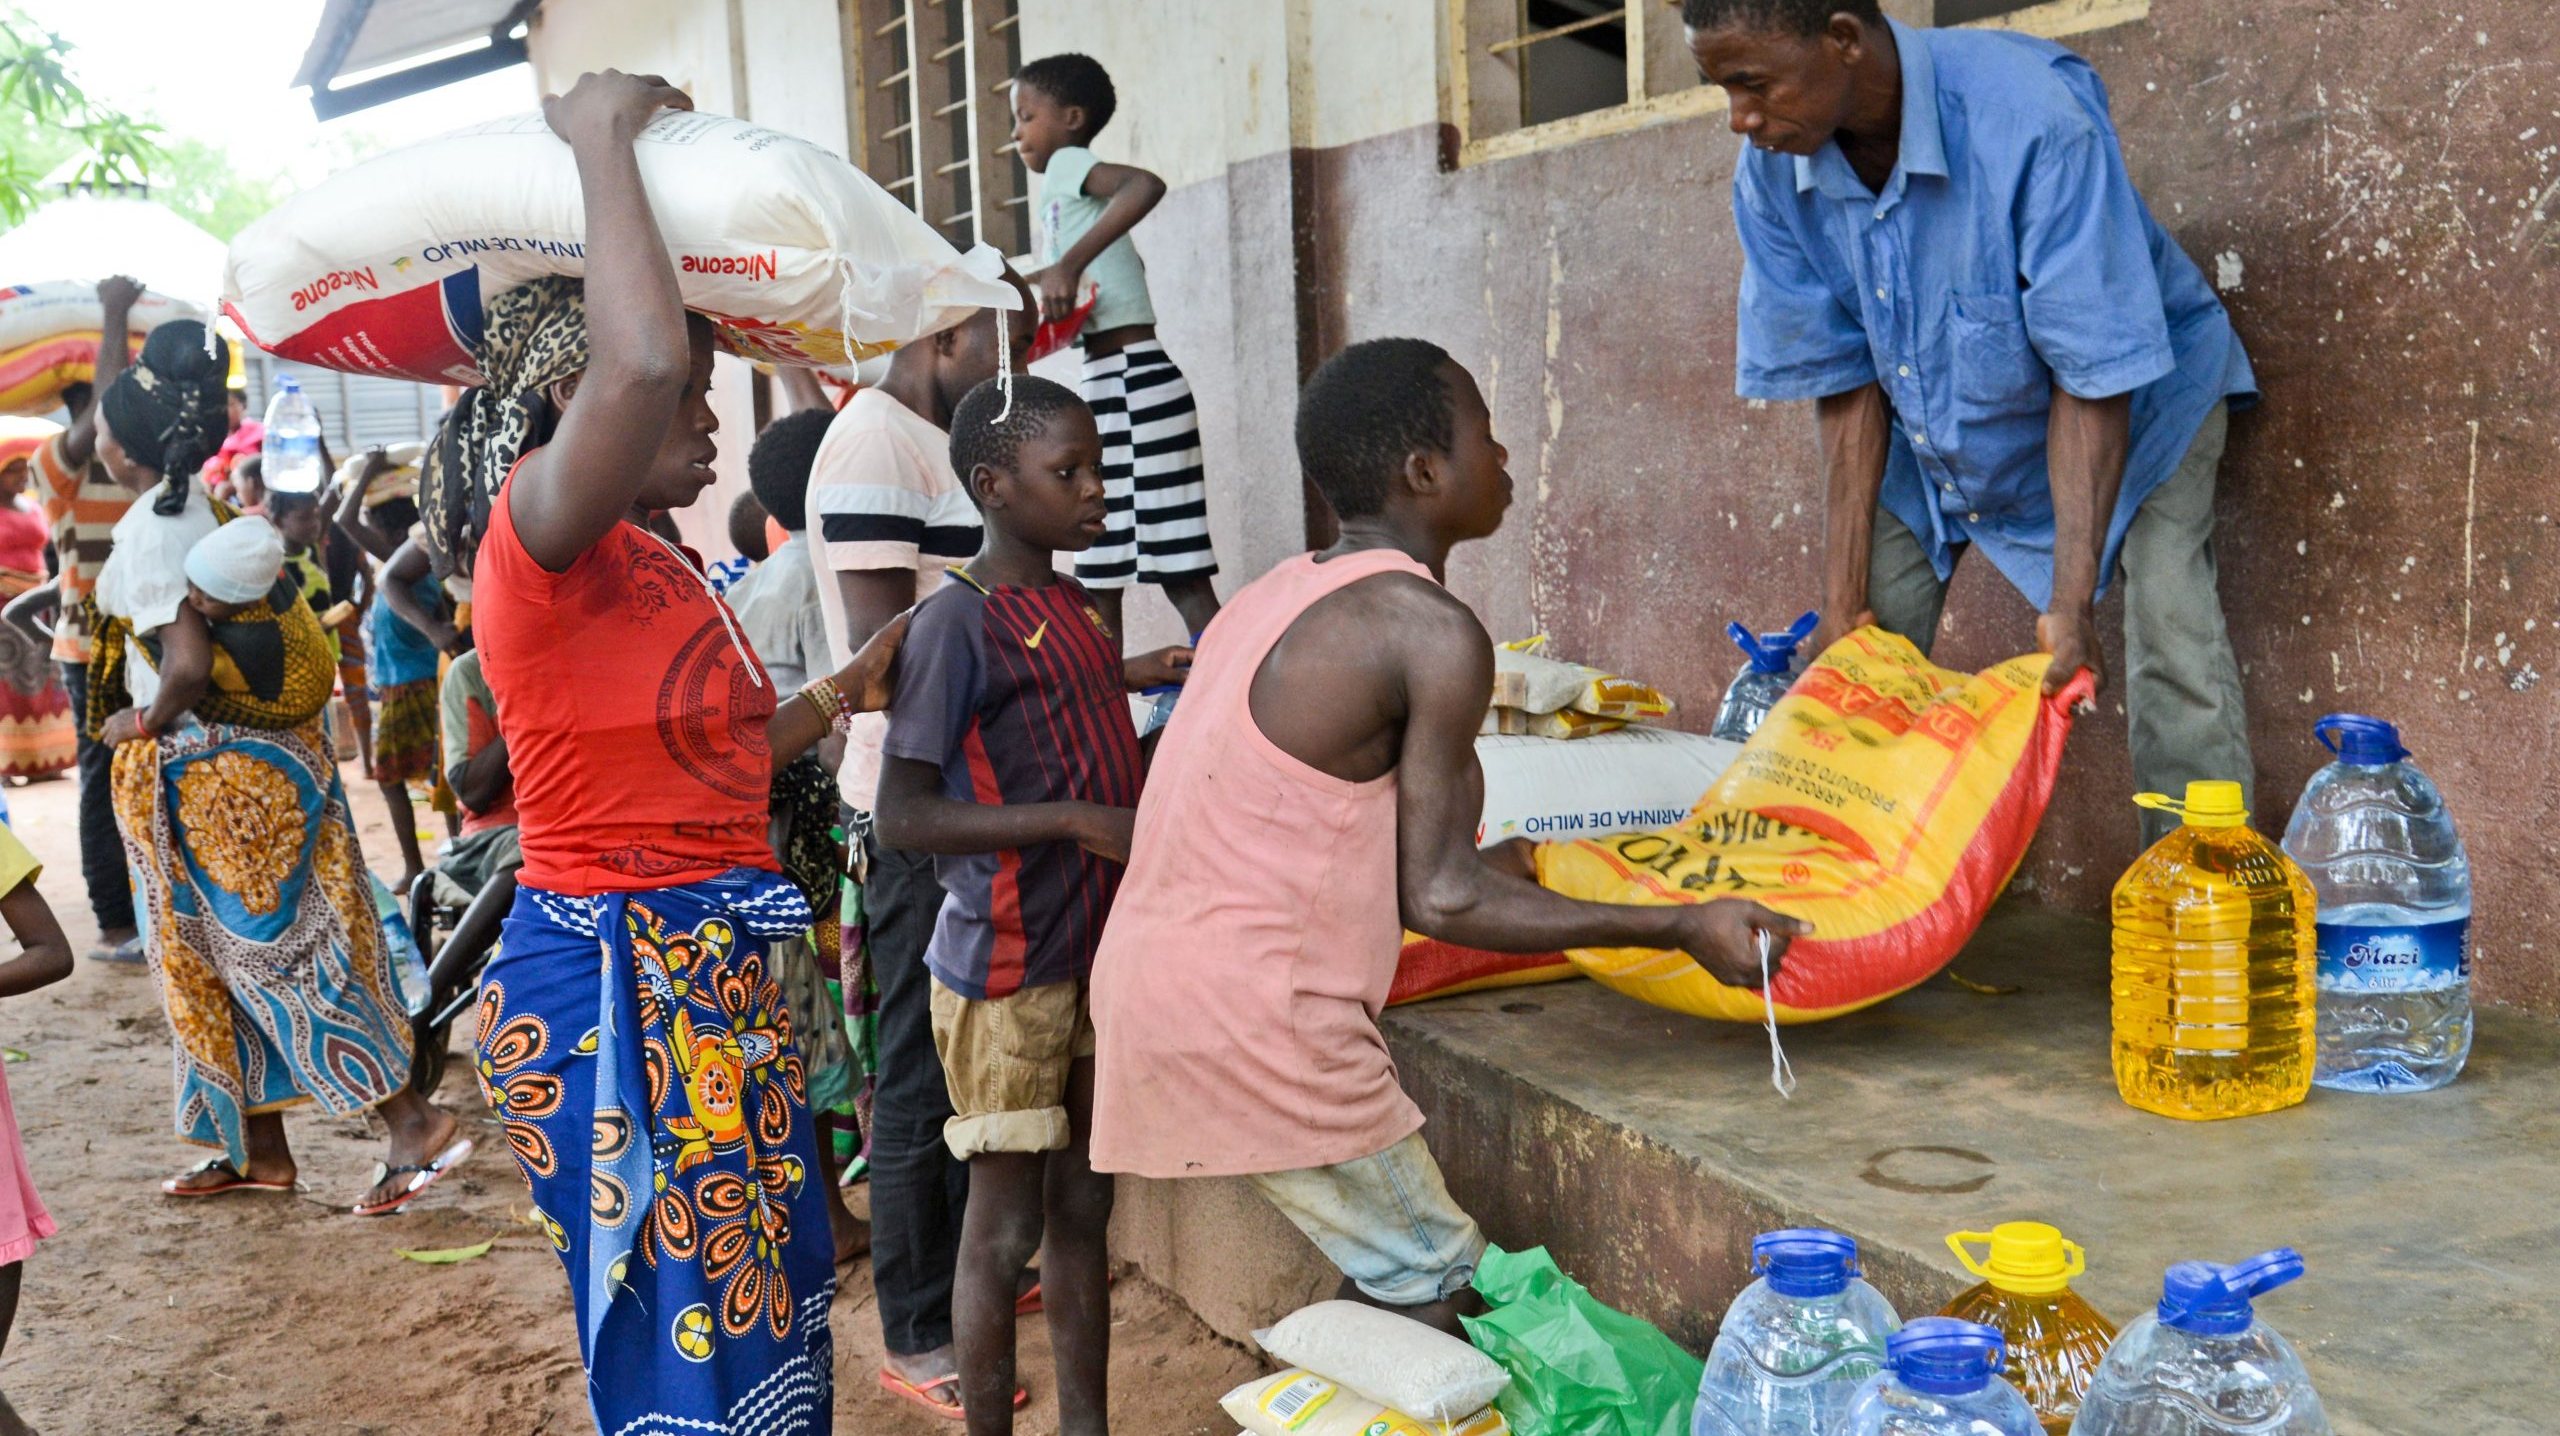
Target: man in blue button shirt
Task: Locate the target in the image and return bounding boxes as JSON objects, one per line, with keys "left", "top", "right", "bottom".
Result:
{"left": 1687, "top": 0, "right": 2258, "bottom": 842}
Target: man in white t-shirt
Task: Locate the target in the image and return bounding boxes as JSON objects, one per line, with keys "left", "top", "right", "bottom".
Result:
{"left": 807, "top": 284, "right": 1032, "bottom": 1416}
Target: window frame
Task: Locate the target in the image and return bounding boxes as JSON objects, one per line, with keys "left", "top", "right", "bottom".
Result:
{"left": 841, "top": 0, "right": 1032, "bottom": 261}
{"left": 1443, "top": 0, "right": 2154, "bottom": 168}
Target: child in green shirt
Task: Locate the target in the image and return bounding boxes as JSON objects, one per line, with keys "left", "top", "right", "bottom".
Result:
{"left": 1011, "top": 51, "right": 1223, "bottom": 645}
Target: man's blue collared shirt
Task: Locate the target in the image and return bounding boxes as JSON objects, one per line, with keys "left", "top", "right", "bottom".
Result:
{"left": 1732, "top": 19, "right": 2255, "bottom": 608}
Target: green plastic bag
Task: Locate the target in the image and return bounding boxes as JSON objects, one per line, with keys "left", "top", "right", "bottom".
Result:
{"left": 1460, "top": 1244, "right": 1703, "bottom": 1436}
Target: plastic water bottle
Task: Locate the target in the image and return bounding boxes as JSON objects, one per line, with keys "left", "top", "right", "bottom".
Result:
{"left": 2279, "top": 714, "right": 2471, "bottom": 1092}
{"left": 2070, "top": 1248, "right": 2331, "bottom": 1436}
{"left": 1940, "top": 1223, "right": 2117, "bottom": 1434}
{"left": 1711, "top": 610, "right": 1819, "bottom": 741}
{"left": 261, "top": 376, "right": 324, "bottom": 495}
{"left": 2109, "top": 781, "right": 2316, "bottom": 1121}
{"left": 1693, "top": 1228, "right": 1900, "bottom": 1436}
{"left": 1843, "top": 1318, "right": 2040, "bottom": 1436}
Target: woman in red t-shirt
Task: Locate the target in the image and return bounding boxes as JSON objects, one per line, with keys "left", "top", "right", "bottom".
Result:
{"left": 439, "top": 73, "right": 907, "bottom": 1434}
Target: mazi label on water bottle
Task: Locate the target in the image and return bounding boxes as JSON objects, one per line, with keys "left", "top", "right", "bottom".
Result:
{"left": 2317, "top": 919, "right": 2470, "bottom": 992}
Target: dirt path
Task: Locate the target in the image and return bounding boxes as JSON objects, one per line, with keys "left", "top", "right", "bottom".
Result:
{"left": 2, "top": 770, "right": 1258, "bottom": 1433}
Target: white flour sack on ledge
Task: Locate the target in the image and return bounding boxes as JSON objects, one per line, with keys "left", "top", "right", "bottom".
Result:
{"left": 222, "top": 109, "right": 1017, "bottom": 384}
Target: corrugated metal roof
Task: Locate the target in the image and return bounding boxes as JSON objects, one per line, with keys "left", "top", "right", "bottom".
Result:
{"left": 293, "top": 0, "right": 532, "bottom": 91}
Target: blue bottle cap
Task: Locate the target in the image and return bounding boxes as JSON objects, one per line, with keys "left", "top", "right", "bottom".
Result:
{"left": 1887, "top": 1318, "right": 2006, "bottom": 1396}
{"left": 1726, "top": 611, "right": 1821, "bottom": 675}
{"left": 1751, "top": 1227, "right": 1860, "bottom": 1297}
{"left": 2157, "top": 1248, "right": 2305, "bottom": 1336}
{"left": 2314, "top": 714, "right": 2408, "bottom": 766}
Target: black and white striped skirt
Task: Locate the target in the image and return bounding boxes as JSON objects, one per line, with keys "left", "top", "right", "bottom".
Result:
{"left": 1073, "top": 340, "right": 1218, "bottom": 588}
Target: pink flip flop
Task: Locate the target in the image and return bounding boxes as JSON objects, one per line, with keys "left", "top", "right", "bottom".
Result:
{"left": 352, "top": 1135, "right": 475, "bottom": 1217}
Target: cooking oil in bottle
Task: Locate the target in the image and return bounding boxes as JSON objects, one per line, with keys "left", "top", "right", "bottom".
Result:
{"left": 1938, "top": 1223, "right": 2115, "bottom": 1435}
{"left": 2110, "top": 781, "right": 2315, "bottom": 1120}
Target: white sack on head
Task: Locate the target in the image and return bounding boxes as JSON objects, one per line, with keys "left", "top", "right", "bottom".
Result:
{"left": 222, "top": 109, "right": 1017, "bottom": 385}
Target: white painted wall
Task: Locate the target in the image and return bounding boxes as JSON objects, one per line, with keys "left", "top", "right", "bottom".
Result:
{"left": 737, "top": 0, "right": 852, "bottom": 155}
{"left": 1300, "top": 0, "right": 1439, "bottom": 151}
{"left": 1010, "top": 0, "right": 1435, "bottom": 172}
{"left": 528, "top": 0, "right": 742, "bottom": 113}
{"left": 1016, "top": 0, "right": 1289, "bottom": 189}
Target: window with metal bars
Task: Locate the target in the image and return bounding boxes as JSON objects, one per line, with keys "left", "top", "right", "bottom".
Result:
{"left": 1446, "top": 0, "right": 2149, "bottom": 168}
{"left": 842, "top": 0, "right": 1031, "bottom": 260}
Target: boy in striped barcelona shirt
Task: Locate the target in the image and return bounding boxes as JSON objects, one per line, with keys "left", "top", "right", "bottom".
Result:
{"left": 872, "top": 375, "right": 1190, "bottom": 1436}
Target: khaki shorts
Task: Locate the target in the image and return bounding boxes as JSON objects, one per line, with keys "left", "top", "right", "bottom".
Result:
{"left": 929, "top": 976, "right": 1095, "bottom": 1160}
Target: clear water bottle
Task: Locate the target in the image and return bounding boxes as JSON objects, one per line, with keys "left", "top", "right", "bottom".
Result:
{"left": 260, "top": 376, "right": 324, "bottom": 495}
{"left": 1711, "top": 610, "right": 1819, "bottom": 741}
{"left": 2070, "top": 1249, "right": 2331, "bottom": 1436}
{"left": 1693, "top": 1228, "right": 1901, "bottom": 1436}
{"left": 1843, "top": 1318, "right": 2040, "bottom": 1436}
{"left": 2279, "top": 714, "right": 2471, "bottom": 1092}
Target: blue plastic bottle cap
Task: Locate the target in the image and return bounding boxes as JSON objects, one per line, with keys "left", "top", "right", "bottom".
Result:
{"left": 2156, "top": 1248, "right": 2306, "bottom": 1336}
{"left": 1727, "top": 611, "right": 1822, "bottom": 674}
{"left": 1751, "top": 1227, "right": 1860, "bottom": 1297}
{"left": 2314, "top": 713, "right": 2408, "bottom": 766}
{"left": 1887, "top": 1318, "right": 2006, "bottom": 1396}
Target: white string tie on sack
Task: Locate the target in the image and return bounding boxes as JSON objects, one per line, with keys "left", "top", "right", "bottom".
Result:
{"left": 1760, "top": 928, "right": 1796, "bottom": 1099}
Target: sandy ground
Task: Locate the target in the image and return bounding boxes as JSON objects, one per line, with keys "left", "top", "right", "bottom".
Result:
{"left": 1, "top": 767, "right": 1258, "bottom": 1433}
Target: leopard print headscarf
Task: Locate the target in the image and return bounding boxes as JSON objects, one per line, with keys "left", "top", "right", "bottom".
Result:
{"left": 417, "top": 277, "right": 591, "bottom": 572}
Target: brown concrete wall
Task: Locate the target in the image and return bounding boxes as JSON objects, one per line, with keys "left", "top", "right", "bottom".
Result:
{"left": 1134, "top": 3, "right": 2560, "bottom": 1013}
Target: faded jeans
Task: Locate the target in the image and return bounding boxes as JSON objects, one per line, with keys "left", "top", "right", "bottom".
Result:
{"left": 1865, "top": 404, "right": 2248, "bottom": 848}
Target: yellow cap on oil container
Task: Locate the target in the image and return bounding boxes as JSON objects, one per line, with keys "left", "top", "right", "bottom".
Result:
{"left": 1947, "top": 1222, "right": 2087, "bottom": 1296}
{"left": 2132, "top": 780, "right": 2248, "bottom": 829}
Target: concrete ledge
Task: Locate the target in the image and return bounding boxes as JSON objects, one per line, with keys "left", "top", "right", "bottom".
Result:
{"left": 1112, "top": 903, "right": 2559, "bottom": 1436}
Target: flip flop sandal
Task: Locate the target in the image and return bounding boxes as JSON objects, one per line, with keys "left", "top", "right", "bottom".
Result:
{"left": 1016, "top": 1270, "right": 1113, "bottom": 1316}
{"left": 875, "top": 1371, "right": 1030, "bottom": 1421}
{"left": 88, "top": 936, "right": 146, "bottom": 967}
{"left": 161, "top": 1158, "right": 294, "bottom": 1198}
{"left": 351, "top": 1135, "right": 476, "bottom": 1217}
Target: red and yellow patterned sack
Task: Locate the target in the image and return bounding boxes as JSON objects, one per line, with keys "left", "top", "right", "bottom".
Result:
{"left": 1534, "top": 629, "right": 2089, "bottom": 1023}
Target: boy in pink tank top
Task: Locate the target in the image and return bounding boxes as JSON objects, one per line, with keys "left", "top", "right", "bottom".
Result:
{"left": 1088, "top": 339, "right": 1809, "bottom": 1333}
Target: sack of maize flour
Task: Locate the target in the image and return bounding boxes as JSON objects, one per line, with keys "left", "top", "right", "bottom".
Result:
{"left": 223, "top": 110, "right": 1017, "bottom": 385}
{"left": 1388, "top": 729, "right": 1743, "bottom": 1006}
{"left": 0, "top": 283, "right": 206, "bottom": 415}
{"left": 1535, "top": 629, "right": 2088, "bottom": 1023}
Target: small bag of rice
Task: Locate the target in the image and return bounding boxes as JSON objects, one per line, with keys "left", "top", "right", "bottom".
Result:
{"left": 1221, "top": 1370, "right": 1509, "bottom": 1436}
{"left": 1255, "top": 1300, "right": 1510, "bottom": 1423}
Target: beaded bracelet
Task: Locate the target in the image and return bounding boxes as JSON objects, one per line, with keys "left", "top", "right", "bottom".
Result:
{"left": 797, "top": 676, "right": 854, "bottom": 732}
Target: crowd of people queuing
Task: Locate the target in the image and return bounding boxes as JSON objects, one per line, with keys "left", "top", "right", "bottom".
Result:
{"left": 0, "top": 0, "right": 2261, "bottom": 1425}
